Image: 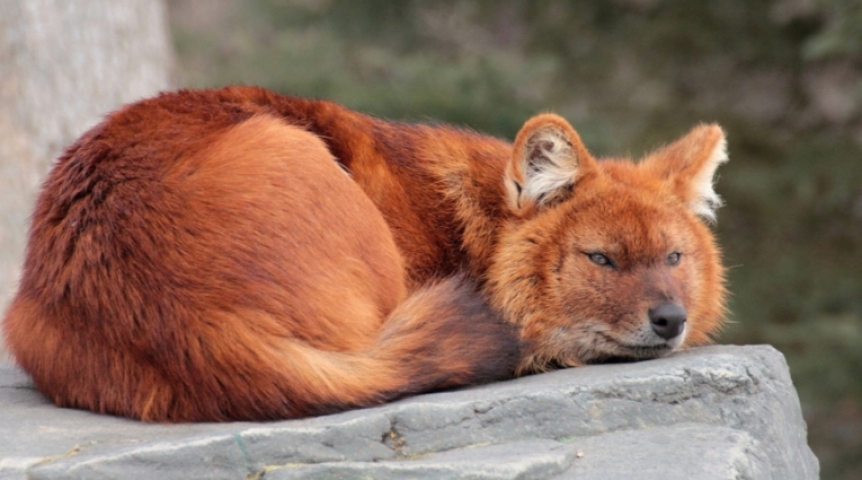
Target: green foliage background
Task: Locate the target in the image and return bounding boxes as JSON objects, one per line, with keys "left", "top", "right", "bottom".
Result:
{"left": 168, "top": 1, "right": 862, "bottom": 477}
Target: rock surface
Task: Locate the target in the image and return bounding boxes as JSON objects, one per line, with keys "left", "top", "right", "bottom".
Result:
{"left": 0, "top": 345, "right": 818, "bottom": 480}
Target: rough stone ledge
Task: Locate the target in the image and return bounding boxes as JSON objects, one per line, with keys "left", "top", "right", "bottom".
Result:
{"left": 0, "top": 345, "right": 818, "bottom": 480}
{"left": 267, "top": 424, "right": 771, "bottom": 480}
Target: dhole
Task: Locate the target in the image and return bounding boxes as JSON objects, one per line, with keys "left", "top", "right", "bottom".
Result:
{"left": 2, "top": 86, "right": 727, "bottom": 421}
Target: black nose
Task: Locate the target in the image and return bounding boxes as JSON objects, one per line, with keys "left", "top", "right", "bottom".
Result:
{"left": 648, "top": 303, "right": 687, "bottom": 340}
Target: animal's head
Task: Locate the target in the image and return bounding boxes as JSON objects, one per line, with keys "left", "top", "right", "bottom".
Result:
{"left": 491, "top": 114, "right": 728, "bottom": 373}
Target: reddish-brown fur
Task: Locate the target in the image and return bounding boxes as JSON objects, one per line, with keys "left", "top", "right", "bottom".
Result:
{"left": 3, "top": 86, "right": 728, "bottom": 421}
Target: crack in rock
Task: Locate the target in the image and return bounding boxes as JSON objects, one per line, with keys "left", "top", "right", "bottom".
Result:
{"left": 381, "top": 418, "right": 407, "bottom": 455}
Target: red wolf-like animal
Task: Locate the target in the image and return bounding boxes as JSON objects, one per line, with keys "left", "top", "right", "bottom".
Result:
{"left": 3, "top": 87, "right": 727, "bottom": 421}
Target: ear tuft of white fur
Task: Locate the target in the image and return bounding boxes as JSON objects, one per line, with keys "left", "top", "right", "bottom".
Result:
{"left": 510, "top": 126, "right": 578, "bottom": 210}
{"left": 690, "top": 135, "right": 728, "bottom": 223}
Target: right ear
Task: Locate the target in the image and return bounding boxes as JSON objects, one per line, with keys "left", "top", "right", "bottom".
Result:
{"left": 505, "top": 114, "right": 595, "bottom": 216}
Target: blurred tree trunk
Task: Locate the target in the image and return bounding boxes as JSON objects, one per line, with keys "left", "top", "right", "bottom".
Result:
{"left": 0, "top": 0, "right": 174, "bottom": 360}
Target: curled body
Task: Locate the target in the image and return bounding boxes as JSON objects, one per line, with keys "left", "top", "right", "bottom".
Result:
{"left": 2, "top": 86, "right": 728, "bottom": 421}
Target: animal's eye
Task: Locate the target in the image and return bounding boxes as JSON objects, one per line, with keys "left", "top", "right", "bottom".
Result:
{"left": 666, "top": 252, "right": 681, "bottom": 266}
{"left": 588, "top": 253, "right": 613, "bottom": 267}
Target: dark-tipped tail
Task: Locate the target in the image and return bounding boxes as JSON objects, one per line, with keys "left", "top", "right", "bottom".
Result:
{"left": 373, "top": 275, "right": 521, "bottom": 395}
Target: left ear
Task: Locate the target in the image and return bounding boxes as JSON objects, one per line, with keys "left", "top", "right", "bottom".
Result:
{"left": 641, "top": 124, "right": 729, "bottom": 223}
{"left": 505, "top": 114, "right": 596, "bottom": 216}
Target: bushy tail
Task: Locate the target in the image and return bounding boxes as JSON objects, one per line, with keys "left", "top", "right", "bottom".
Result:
{"left": 371, "top": 275, "right": 522, "bottom": 401}
{"left": 257, "top": 276, "right": 521, "bottom": 420}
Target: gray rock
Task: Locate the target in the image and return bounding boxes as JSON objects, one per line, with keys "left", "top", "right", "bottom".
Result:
{"left": 0, "top": 345, "right": 818, "bottom": 480}
{"left": 268, "top": 425, "right": 771, "bottom": 480}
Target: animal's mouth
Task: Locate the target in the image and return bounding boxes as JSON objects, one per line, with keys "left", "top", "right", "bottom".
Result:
{"left": 586, "top": 333, "right": 676, "bottom": 364}
{"left": 584, "top": 347, "right": 672, "bottom": 365}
